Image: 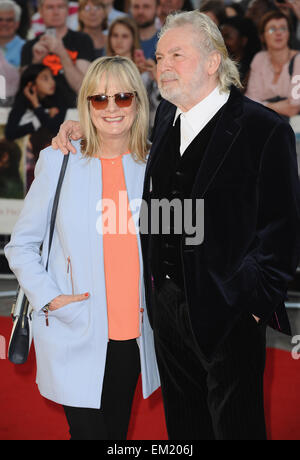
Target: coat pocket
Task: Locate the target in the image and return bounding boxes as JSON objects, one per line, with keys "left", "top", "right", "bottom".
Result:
{"left": 49, "top": 300, "right": 87, "bottom": 324}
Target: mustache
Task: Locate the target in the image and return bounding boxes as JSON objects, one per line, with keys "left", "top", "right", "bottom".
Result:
{"left": 159, "top": 72, "right": 179, "bottom": 84}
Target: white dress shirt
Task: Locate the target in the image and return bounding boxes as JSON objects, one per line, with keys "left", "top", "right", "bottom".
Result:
{"left": 173, "top": 86, "right": 230, "bottom": 156}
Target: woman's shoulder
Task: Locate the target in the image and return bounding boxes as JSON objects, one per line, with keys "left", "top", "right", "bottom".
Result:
{"left": 38, "top": 139, "right": 84, "bottom": 181}
{"left": 40, "top": 139, "right": 83, "bottom": 163}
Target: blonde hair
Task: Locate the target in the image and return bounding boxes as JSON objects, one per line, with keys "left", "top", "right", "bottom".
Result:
{"left": 159, "top": 11, "right": 242, "bottom": 92}
{"left": 77, "top": 56, "right": 149, "bottom": 162}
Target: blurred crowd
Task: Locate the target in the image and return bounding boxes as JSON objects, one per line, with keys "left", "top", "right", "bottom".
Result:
{"left": 1, "top": 0, "right": 300, "bottom": 194}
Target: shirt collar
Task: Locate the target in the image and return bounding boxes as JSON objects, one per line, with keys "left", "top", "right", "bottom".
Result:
{"left": 173, "top": 86, "right": 229, "bottom": 130}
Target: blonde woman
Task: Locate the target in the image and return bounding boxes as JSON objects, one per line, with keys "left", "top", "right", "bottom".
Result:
{"left": 5, "top": 56, "right": 160, "bottom": 440}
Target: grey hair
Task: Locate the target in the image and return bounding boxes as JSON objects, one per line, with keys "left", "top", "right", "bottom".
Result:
{"left": 158, "top": 11, "right": 242, "bottom": 92}
{"left": 0, "top": 0, "right": 22, "bottom": 22}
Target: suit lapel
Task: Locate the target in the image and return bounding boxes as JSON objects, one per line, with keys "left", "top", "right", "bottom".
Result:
{"left": 191, "top": 102, "right": 242, "bottom": 198}
{"left": 145, "top": 105, "right": 176, "bottom": 180}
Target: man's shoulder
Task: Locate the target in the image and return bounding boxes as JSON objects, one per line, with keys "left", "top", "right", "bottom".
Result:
{"left": 242, "top": 92, "right": 286, "bottom": 126}
{"left": 63, "top": 29, "right": 94, "bottom": 58}
{"left": 64, "top": 29, "right": 93, "bottom": 44}
{"left": 156, "top": 98, "right": 176, "bottom": 118}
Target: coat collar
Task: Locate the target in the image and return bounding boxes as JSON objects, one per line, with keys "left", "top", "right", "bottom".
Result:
{"left": 145, "top": 85, "right": 244, "bottom": 198}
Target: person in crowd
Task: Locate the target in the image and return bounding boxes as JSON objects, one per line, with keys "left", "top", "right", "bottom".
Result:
{"left": 0, "top": 138, "right": 24, "bottom": 199}
{"left": 130, "top": 0, "right": 160, "bottom": 61}
{"left": 4, "top": 55, "right": 160, "bottom": 441}
{"left": 246, "top": 10, "right": 300, "bottom": 118}
{"left": 245, "top": 0, "right": 277, "bottom": 28}
{"left": 285, "top": 0, "right": 300, "bottom": 44}
{"left": 101, "top": 0, "right": 127, "bottom": 28}
{"left": 225, "top": 2, "right": 245, "bottom": 17}
{"left": 78, "top": 0, "right": 108, "bottom": 58}
{"left": 221, "top": 16, "right": 261, "bottom": 90}
{"left": 199, "top": 0, "right": 227, "bottom": 26}
{"left": 0, "top": 0, "right": 25, "bottom": 68}
{"left": 106, "top": 15, "right": 141, "bottom": 58}
{"left": 0, "top": 48, "right": 20, "bottom": 105}
{"left": 5, "top": 63, "right": 67, "bottom": 188}
{"left": 52, "top": 11, "right": 300, "bottom": 440}
{"left": 30, "top": 0, "right": 79, "bottom": 37}
{"left": 156, "top": 0, "right": 193, "bottom": 28}
{"left": 21, "top": 0, "right": 95, "bottom": 108}
{"left": 107, "top": 16, "right": 160, "bottom": 131}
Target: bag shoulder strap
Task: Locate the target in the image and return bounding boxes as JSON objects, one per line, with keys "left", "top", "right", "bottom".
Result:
{"left": 45, "top": 153, "right": 70, "bottom": 271}
{"left": 288, "top": 53, "right": 299, "bottom": 77}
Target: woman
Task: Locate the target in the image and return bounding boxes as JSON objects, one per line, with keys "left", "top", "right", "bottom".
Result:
{"left": 246, "top": 10, "right": 300, "bottom": 118}
{"left": 5, "top": 56, "right": 160, "bottom": 441}
{"left": 106, "top": 16, "right": 140, "bottom": 60}
{"left": 220, "top": 16, "right": 261, "bottom": 91}
{"left": 5, "top": 64, "right": 67, "bottom": 189}
{"left": 78, "top": 0, "right": 108, "bottom": 58}
{"left": 107, "top": 17, "right": 160, "bottom": 134}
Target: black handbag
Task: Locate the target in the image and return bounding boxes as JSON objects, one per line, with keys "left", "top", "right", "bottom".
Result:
{"left": 8, "top": 153, "right": 70, "bottom": 364}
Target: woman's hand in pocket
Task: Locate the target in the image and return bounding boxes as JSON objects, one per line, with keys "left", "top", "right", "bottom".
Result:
{"left": 48, "top": 293, "right": 90, "bottom": 311}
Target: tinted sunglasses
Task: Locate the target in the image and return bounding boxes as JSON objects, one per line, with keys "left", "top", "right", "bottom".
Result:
{"left": 87, "top": 92, "right": 137, "bottom": 109}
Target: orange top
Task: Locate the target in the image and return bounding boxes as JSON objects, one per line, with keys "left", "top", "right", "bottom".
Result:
{"left": 100, "top": 153, "right": 140, "bottom": 340}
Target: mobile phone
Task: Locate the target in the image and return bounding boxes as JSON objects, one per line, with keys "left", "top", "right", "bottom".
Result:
{"left": 134, "top": 49, "right": 146, "bottom": 60}
{"left": 45, "top": 28, "right": 56, "bottom": 37}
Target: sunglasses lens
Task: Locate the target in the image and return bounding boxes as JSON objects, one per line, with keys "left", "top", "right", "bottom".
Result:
{"left": 88, "top": 93, "right": 135, "bottom": 109}
{"left": 115, "top": 93, "right": 135, "bottom": 107}
{"left": 90, "top": 95, "right": 108, "bottom": 109}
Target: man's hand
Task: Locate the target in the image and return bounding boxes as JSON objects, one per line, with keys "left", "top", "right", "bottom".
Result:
{"left": 52, "top": 120, "right": 82, "bottom": 155}
{"left": 39, "top": 34, "right": 65, "bottom": 57}
{"left": 279, "top": 0, "right": 300, "bottom": 19}
{"left": 32, "top": 40, "right": 50, "bottom": 63}
{"left": 48, "top": 293, "right": 90, "bottom": 311}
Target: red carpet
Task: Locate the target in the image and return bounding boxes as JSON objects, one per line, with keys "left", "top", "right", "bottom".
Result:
{"left": 0, "top": 316, "right": 299, "bottom": 440}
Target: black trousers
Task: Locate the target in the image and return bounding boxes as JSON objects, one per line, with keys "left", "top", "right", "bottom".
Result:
{"left": 63, "top": 339, "right": 140, "bottom": 440}
{"left": 153, "top": 279, "right": 267, "bottom": 441}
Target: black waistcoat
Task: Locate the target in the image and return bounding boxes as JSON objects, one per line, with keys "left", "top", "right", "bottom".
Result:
{"left": 150, "top": 107, "right": 223, "bottom": 290}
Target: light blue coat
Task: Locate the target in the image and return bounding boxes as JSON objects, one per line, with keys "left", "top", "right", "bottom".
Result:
{"left": 5, "top": 140, "right": 160, "bottom": 409}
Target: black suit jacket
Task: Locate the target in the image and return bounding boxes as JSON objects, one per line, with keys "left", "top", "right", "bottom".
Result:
{"left": 140, "top": 85, "right": 300, "bottom": 358}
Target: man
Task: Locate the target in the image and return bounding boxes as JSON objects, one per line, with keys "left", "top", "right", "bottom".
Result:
{"left": 0, "top": 0, "right": 25, "bottom": 68}
{"left": 131, "top": 0, "right": 160, "bottom": 61}
{"left": 52, "top": 12, "right": 300, "bottom": 440}
{"left": 21, "top": 0, "right": 94, "bottom": 108}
